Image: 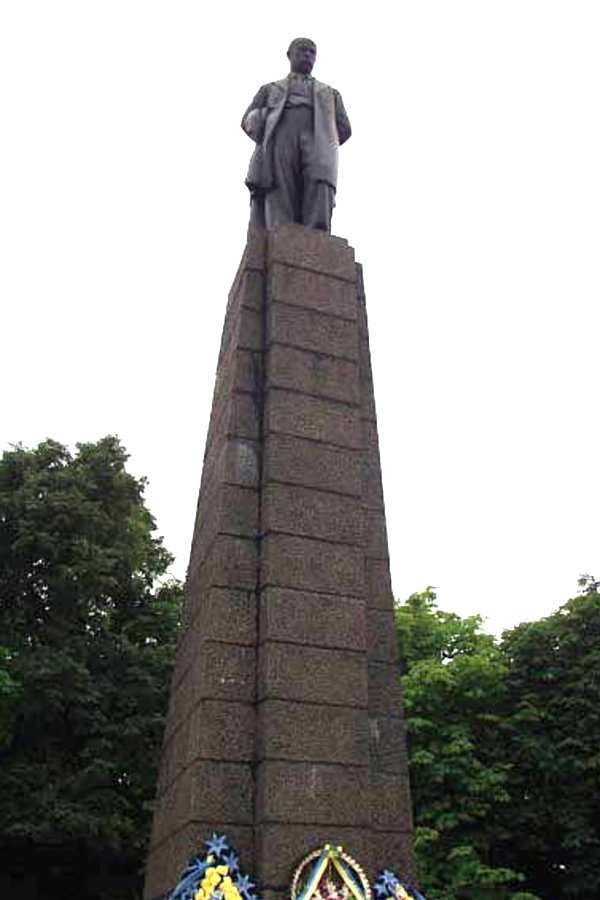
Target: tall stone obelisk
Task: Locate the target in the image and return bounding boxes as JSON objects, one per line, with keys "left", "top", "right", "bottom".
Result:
{"left": 144, "top": 226, "right": 413, "bottom": 900}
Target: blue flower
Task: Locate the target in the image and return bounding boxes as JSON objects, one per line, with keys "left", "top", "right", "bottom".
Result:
{"left": 205, "top": 833, "right": 229, "bottom": 858}
{"left": 235, "top": 873, "right": 256, "bottom": 900}
{"left": 381, "top": 871, "right": 399, "bottom": 892}
{"left": 223, "top": 850, "right": 240, "bottom": 873}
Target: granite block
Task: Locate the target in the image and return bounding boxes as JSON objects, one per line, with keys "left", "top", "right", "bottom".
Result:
{"left": 194, "top": 587, "right": 257, "bottom": 646}
{"left": 255, "top": 760, "right": 369, "bottom": 825}
{"left": 266, "top": 388, "right": 361, "bottom": 449}
{"left": 264, "top": 433, "right": 361, "bottom": 497}
{"left": 365, "top": 557, "right": 394, "bottom": 609}
{"left": 237, "top": 307, "right": 263, "bottom": 352}
{"left": 358, "top": 336, "right": 374, "bottom": 382}
{"left": 368, "top": 662, "right": 402, "bottom": 716}
{"left": 364, "top": 508, "right": 389, "bottom": 557}
{"left": 187, "top": 760, "right": 254, "bottom": 824}
{"left": 224, "top": 438, "right": 261, "bottom": 488}
{"left": 233, "top": 349, "right": 263, "bottom": 394}
{"left": 197, "top": 641, "right": 256, "bottom": 703}
{"left": 370, "top": 771, "right": 413, "bottom": 831}
{"left": 262, "top": 533, "right": 364, "bottom": 596}
{"left": 188, "top": 699, "right": 255, "bottom": 763}
{"left": 369, "top": 714, "right": 409, "bottom": 774}
{"left": 267, "top": 302, "right": 358, "bottom": 360}
{"left": 259, "top": 587, "right": 366, "bottom": 651}
{"left": 266, "top": 344, "right": 359, "bottom": 405}
{"left": 361, "top": 454, "right": 384, "bottom": 508}
{"left": 258, "top": 642, "right": 368, "bottom": 707}
{"left": 257, "top": 699, "right": 369, "bottom": 766}
{"left": 263, "top": 482, "right": 364, "bottom": 546}
{"left": 239, "top": 270, "right": 265, "bottom": 310}
{"left": 191, "top": 534, "right": 257, "bottom": 591}
{"left": 228, "top": 391, "right": 262, "bottom": 441}
{"left": 268, "top": 262, "right": 356, "bottom": 320}
{"left": 367, "top": 608, "right": 399, "bottom": 662}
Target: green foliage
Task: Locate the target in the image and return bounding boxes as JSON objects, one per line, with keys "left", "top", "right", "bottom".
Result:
{"left": 496, "top": 592, "right": 600, "bottom": 900}
{"left": 0, "top": 437, "right": 182, "bottom": 900}
{"left": 397, "top": 589, "right": 539, "bottom": 900}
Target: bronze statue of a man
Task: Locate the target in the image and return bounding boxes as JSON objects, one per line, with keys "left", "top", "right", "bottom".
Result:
{"left": 242, "top": 38, "right": 351, "bottom": 233}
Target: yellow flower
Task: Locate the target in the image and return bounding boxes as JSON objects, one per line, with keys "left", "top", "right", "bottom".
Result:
{"left": 217, "top": 865, "right": 229, "bottom": 876}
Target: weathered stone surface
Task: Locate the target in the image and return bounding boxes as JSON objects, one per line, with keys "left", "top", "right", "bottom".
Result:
{"left": 367, "top": 608, "right": 399, "bottom": 662}
{"left": 365, "top": 557, "right": 394, "bottom": 609}
{"left": 257, "top": 700, "right": 369, "bottom": 766}
{"left": 263, "top": 482, "right": 364, "bottom": 546}
{"left": 369, "top": 714, "right": 409, "bottom": 774}
{"left": 368, "top": 662, "right": 403, "bottom": 715}
{"left": 264, "top": 433, "right": 361, "bottom": 496}
{"left": 265, "top": 388, "right": 361, "bottom": 449}
{"left": 189, "top": 534, "right": 257, "bottom": 592}
{"left": 255, "top": 760, "right": 369, "bottom": 825}
{"left": 362, "top": 452, "right": 384, "bottom": 507}
{"left": 224, "top": 438, "right": 261, "bottom": 488}
{"left": 195, "top": 587, "right": 258, "bottom": 646}
{"left": 267, "top": 344, "right": 359, "bottom": 404}
{"left": 370, "top": 771, "right": 413, "bottom": 831}
{"left": 189, "top": 760, "right": 254, "bottom": 824}
{"left": 268, "top": 303, "right": 358, "bottom": 360}
{"left": 269, "top": 263, "right": 356, "bottom": 319}
{"left": 188, "top": 700, "right": 255, "bottom": 763}
{"left": 262, "top": 533, "right": 364, "bottom": 596}
{"left": 191, "top": 485, "right": 258, "bottom": 569}
{"left": 173, "top": 587, "right": 257, "bottom": 694}
{"left": 259, "top": 587, "right": 366, "bottom": 651}
{"left": 364, "top": 507, "right": 389, "bottom": 557}
{"left": 238, "top": 270, "right": 265, "bottom": 310}
{"left": 197, "top": 642, "right": 256, "bottom": 703}
{"left": 258, "top": 642, "right": 368, "bottom": 707}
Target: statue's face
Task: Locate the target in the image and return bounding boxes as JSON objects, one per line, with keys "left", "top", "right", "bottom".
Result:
{"left": 288, "top": 41, "right": 316, "bottom": 75}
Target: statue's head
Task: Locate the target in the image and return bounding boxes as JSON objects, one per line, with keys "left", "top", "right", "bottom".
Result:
{"left": 287, "top": 38, "right": 317, "bottom": 75}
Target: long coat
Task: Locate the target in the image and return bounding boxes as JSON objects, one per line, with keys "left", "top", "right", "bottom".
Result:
{"left": 241, "top": 75, "right": 351, "bottom": 192}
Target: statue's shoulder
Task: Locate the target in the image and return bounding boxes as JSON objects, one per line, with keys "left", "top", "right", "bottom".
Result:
{"left": 254, "top": 77, "right": 288, "bottom": 107}
{"left": 314, "top": 79, "right": 339, "bottom": 98}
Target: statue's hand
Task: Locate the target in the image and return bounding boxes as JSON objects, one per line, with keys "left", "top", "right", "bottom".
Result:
{"left": 243, "top": 107, "right": 267, "bottom": 143}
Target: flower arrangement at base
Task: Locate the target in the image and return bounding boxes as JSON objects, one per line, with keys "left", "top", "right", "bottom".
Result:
{"left": 168, "top": 834, "right": 259, "bottom": 900}
{"left": 373, "top": 870, "right": 427, "bottom": 900}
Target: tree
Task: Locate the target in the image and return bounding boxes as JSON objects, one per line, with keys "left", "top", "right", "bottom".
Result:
{"left": 0, "top": 437, "right": 182, "bottom": 900}
{"left": 396, "top": 589, "right": 539, "bottom": 900}
{"left": 497, "top": 591, "right": 600, "bottom": 900}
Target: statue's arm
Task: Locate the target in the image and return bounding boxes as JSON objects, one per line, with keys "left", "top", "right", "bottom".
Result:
{"left": 334, "top": 90, "right": 352, "bottom": 145}
{"left": 241, "top": 85, "right": 270, "bottom": 142}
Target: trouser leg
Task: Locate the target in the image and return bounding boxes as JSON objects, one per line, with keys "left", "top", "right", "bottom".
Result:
{"left": 301, "top": 180, "right": 335, "bottom": 232}
{"left": 265, "top": 112, "right": 302, "bottom": 228}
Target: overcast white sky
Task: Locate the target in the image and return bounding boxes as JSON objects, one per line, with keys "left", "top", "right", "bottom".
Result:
{"left": 2, "top": 2, "right": 599, "bottom": 635}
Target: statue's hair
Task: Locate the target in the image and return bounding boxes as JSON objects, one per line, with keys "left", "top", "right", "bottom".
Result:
{"left": 287, "top": 37, "right": 317, "bottom": 55}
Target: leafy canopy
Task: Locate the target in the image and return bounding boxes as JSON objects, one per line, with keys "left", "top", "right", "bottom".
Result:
{"left": 0, "top": 437, "right": 182, "bottom": 900}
